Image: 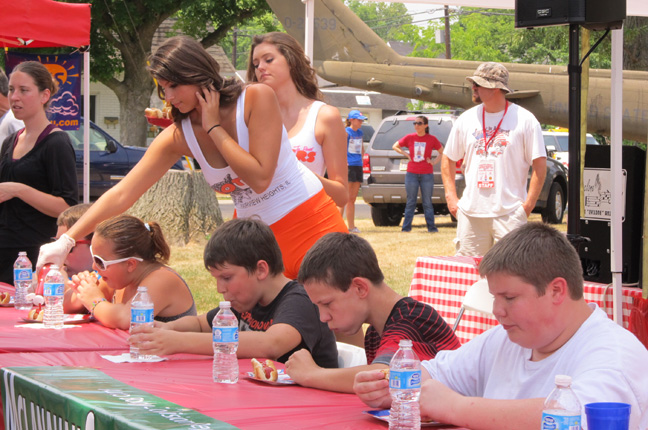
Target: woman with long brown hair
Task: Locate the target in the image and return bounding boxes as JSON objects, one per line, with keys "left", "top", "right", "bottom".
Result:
{"left": 38, "top": 36, "right": 346, "bottom": 280}
{"left": 247, "top": 32, "right": 348, "bottom": 207}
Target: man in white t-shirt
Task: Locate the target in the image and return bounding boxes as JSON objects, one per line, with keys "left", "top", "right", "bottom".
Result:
{"left": 441, "top": 62, "right": 546, "bottom": 257}
{"left": 0, "top": 68, "right": 24, "bottom": 150}
{"left": 354, "top": 223, "right": 648, "bottom": 429}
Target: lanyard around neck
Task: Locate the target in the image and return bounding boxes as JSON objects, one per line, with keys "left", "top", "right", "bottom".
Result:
{"left": 482, "top": 101, "right": 508, "bottom": 152}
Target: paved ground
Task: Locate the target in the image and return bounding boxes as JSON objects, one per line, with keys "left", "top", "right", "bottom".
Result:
{"left": 217, "top": 198, "right": 372, "bottom": 220}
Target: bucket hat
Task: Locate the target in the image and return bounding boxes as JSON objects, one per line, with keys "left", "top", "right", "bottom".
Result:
{"left": 466, "top": 62, "right": 513, "bottom": 93}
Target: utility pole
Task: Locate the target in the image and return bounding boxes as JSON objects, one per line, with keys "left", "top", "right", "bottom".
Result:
{"left": 232, "top": 27, "right": 238, "bottom": 69}
{"left": 444, "top": 5, "right": 451, "bottom": 59}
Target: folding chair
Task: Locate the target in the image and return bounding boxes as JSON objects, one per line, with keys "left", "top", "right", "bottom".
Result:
{"left": 452, "top": 278, "right": 495, "bottom": 332}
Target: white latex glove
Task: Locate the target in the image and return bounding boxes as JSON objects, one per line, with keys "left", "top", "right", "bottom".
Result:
{"left": 35, "top": 234, "right": 75, "bottom": 277}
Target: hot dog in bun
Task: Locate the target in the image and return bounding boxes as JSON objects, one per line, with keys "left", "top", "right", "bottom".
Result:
{"left": 0, "top": 292, "right": 10, "bottom": 304}
{"left": 28, "top": 307, "right": 44, "bottom": 321}
{"left": 251, "top": 358, "right": 278, "bottom": 382}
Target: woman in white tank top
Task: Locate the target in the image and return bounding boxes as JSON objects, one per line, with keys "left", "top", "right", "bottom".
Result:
{"left": 247, "top": 32, "right": 349, "bottom": 207}
{"left": 37, "top": 35, "right": 347, "bottom": 280}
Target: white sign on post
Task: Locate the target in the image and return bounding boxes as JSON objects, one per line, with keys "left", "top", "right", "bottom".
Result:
{"left": 582, "top": 168, "right": 627, "bottom": 221}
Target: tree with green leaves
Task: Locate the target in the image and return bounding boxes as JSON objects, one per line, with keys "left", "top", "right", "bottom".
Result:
{"left": 400, "top": 8, "right": 646, "bottom": 72}
{"left": 345, "top": 0, "right": 411, "bottom": 41}
{"left": 219, "top": 12, "right": 283, "bottom": 71}
{"left": 65, "top": 0, "right": 269, "bottom": 146}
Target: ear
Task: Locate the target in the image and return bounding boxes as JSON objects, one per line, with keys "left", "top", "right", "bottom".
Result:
{"left": 546, "top": 277, "right": 569, "bottom": 305}
{"left": 349, "top": 277, "right": 370, "bottom": 299}
{"left": 40, "top": 88, "right": 51, "bottom": 106}
{"left": 254, "top": 260, "right": 270, "bottom": 280}
{"left": 126, "top": 258, "right": 140, "bottom": 273}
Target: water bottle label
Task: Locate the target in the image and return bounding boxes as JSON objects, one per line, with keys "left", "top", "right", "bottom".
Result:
{"left": 131, "top": 308, "right": 154, "bottom": 324}
{"left": 389, "top": 369, "right": 421, "bottom": 390}
{"left": 541, "top": 413, "right": 581, "bottom": 430}
{"left": 14, "top": 268, "right": 33, "bottom": 282}
{"left": 43, "top": 282, "right": 64, "bottom": 297}
{"left": 213, "top": 326, "right": 238, "bottom": 343}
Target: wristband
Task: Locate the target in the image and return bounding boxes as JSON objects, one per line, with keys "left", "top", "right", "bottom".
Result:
{"left": 207, "top": 124, "right": 221, "bottom": 134}
{"left": 91, "top": 298, "right": 107, "bottom": 317}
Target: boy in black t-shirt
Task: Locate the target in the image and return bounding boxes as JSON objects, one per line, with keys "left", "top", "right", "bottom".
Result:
{"left": 129, "top": 218, "right": 338, "bottom": 368}
{"left": 284, "top": 232, "right": 460, "bottom": 393}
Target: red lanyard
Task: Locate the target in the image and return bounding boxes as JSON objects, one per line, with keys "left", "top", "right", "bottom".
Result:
{"left": 482, "top": 101, "right": 508, "bottom": 152}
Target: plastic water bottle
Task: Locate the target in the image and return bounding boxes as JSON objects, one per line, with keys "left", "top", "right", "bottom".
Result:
{"left": 13, "top": 252, "right": 33, "bottom": 311}
{"left": 541, "top": 375, "right": 582, "bottom": 430}
{"left": 212, "top": 301, "right": 239, "bottom": 384}
{"left": 43, "top": 264, "right": 64, "bottom": 329}
{"left": 389, "top": 339, "right": 421, "bottom": 430}
{"left": 130, "top": 286, "right": 154, "bottom": 360}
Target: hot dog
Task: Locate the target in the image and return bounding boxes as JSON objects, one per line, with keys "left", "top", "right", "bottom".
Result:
{"left": 251, "top": 358, "right": 278, "bottom": 382}
{"left": 28, "top": 307, "right": 44, "bottom": 321}
{"left": 0, "top": 292, "right": 10, "bottom": 304}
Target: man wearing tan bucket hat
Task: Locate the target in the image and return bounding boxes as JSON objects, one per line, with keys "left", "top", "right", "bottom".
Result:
{"left": 441, "top": 62, "right": 547, "bottom": 257}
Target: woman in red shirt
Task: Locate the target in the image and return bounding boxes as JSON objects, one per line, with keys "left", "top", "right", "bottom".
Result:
{"left": 392, "top": 116, "right": 443, "bottom": 232}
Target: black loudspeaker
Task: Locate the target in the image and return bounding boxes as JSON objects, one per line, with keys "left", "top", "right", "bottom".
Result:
{"left": 515, "top": 0, "right": 625, "bottom": 30}
{"left": 579, "top": 145, "right": 645, "bottom": 284}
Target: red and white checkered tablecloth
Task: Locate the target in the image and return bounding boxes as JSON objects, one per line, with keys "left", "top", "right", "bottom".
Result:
{"left": 408, "top": 256, "right": 643, "bottom": 345}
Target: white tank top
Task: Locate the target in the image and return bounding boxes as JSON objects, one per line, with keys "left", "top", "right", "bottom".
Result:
{"left": 181, "top": 88, "right": 322, "bottom": 225}
{"left": 289, "top": 101, "right": 326, "bottom": 176}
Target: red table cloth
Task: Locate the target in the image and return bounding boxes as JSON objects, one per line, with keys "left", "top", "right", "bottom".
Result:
{"left": 0, "top": 351, "right": 468, "bottom": 430}
{"left": 409, "top": 256, "right": 643, "bottom": 344}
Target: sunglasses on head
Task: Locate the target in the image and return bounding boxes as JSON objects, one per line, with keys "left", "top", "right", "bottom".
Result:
{"left": 413, "top": 122, "right": 425, "bottom": 126}
{"left": 89, "top": 245, "right": 143, "bottom": 271}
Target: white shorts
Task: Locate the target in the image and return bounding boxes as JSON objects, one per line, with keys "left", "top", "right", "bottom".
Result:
{"left": 454, "top": 205, "right": 527, "bottom": 257}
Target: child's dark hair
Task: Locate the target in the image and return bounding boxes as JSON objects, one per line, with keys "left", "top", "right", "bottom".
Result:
{"left": 298, "top": 232, "right": 384, "bottom": 291}
{"left": 95, "top": 215, "right": 170, "bottom": 264}
{"left": 204, "top": 218, "right": 284, "bottom": 275}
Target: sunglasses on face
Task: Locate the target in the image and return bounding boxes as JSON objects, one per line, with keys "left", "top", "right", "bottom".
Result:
{"left": 413, "top": 122, "right": 425, "bottom": 126}
{"left": 89, "top": 245, "right": 143, "bottom": 271}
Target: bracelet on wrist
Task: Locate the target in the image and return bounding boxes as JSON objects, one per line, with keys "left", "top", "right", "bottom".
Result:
{"left": 207, "top": 124, "right": 221, "bottom": 134}
{"left": 90, "top": 298, "right": 107, "bottom": 317}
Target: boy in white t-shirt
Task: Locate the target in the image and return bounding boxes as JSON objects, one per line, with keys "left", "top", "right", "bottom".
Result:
{"left": 354, "top": 223, "right": 648, "bottom": 429}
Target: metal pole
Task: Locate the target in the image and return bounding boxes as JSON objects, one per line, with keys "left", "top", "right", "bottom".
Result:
{"left": 302, "top": 0, "right": 314, "bottom": 65}
{"left": 610, "top": 27, "right": 624, "bottom": 325}
{"left": 444, "top": 5, "right": 451, "bottom": 59}
{"left": 567, "top": 24, "right": 581, "bottom": 236}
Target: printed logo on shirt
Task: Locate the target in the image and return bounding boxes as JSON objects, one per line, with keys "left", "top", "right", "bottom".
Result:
{"left": 473, "top": 128, "right": 510, "bottom": 158}
{"left": 293, "top": 146, "right": 316, "bottom": 163}
{"left": 212, "top": 174, "right": 254, "bottom": 206}
{"left": 240, "top": 311, "right": 273, "bottom": 331}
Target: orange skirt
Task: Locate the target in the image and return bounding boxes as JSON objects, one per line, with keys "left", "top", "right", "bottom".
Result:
{"left": 270, "top": 190, "right": 348, "bottom": 279}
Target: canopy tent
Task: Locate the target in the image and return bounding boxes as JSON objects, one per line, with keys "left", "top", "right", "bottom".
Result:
{"left": 0, "top": 0, "right": 92, "bottom": 203}
{"left": 301, "top": 0, "right": 648, "bottom": 325}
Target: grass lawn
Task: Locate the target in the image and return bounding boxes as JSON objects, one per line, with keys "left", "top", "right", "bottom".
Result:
{"left": 169, "top": 203, "right": 561, "bottom": 314}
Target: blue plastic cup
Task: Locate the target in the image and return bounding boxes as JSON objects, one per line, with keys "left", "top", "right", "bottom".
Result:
{"left": 585, "top": 402, "right": 631, "bottom": 430}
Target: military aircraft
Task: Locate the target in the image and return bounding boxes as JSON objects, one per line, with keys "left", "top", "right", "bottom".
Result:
{"left": 266, "top": 0, "right": 647, "bottom": 143}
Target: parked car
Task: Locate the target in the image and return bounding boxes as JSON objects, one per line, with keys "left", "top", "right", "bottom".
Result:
{"left": 543, "top": 130, "right": 599, "bottom": 168}
{"left": 65, "top": 120, "right": 185, "bottom": 200}
{"left": 361, "top": 111, "right": 569, "bottom": 226}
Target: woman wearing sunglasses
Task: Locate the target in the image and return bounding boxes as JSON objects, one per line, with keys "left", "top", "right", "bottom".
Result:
{"left": 392, "top": 116, "right": 444, "bottom": 233}
{"left": 67, "top": 215, "right": 196, "bottom": 330}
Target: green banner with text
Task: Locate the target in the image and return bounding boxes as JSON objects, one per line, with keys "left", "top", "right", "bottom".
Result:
{"left": 2, "top": 366, "right": 238, "bottom": 430}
